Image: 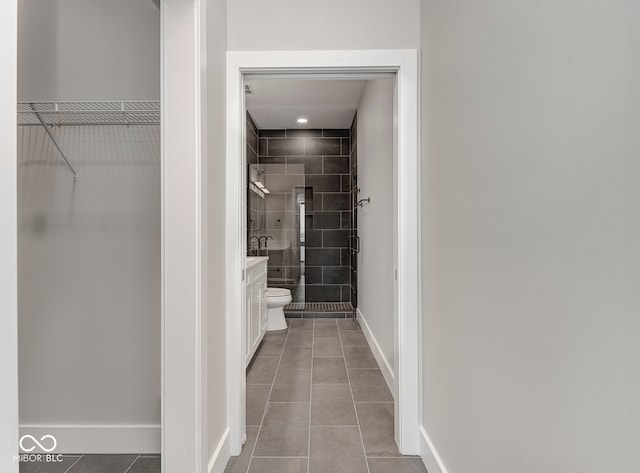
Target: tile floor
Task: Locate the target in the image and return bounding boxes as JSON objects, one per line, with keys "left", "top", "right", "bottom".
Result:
{"left": 225, "top": 318, "right": 427, "bottom": 473}
{"left": 19, "top": 454, "right": 160, "bottom": 473}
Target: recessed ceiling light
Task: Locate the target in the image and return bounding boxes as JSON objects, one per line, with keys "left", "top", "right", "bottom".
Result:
{"left": 297, "top": 117, "right": 308, "bottom": 124}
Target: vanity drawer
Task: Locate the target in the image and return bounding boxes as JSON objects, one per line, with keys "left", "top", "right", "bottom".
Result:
{"left": 247, "top": 261, "right": 267, "bottom": 286}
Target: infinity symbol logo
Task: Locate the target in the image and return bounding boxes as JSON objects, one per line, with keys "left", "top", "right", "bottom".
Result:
{"left": 19, "top": 435, "right": 57, "bottom": 453}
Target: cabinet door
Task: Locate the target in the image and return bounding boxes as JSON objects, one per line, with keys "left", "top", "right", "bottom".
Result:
{"left": 245, "top": 285, "right": 252, "bottom": 366}
{"left": 260, "top": 279, "right": 268, "bottom": 330}
{"left": 250, "top": 283, "right": 261, "bottom": 353}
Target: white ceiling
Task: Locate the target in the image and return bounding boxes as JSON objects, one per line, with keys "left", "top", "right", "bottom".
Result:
{"left": 246, "top": 79, "right": 366, "bottom": 129}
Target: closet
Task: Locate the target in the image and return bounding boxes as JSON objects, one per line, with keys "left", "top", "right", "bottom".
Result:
{"left": 17, "top": 0, "right": 161, "bottom": 456}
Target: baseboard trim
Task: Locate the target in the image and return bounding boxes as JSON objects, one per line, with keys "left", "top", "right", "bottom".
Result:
{"left": 18, "top": 424, "right": 160, "bottom": 454}
{"left": 208, "top": 427, "right": 230, "bottom": 473}
{"left": 419, "top": 426, "right": 448, "bottom": 473}
{"left": 356, "top": 308, "right": 395, "bottom": 396}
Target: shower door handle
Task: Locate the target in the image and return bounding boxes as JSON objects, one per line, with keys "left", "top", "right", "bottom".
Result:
{"left": 348, "top": 235, "right": 360, "bottom": 254}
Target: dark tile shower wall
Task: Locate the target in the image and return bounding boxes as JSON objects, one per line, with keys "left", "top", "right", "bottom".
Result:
{"left": 258, "top": 128, "right": 352, "bottom": 303}
{"left": 349, "top": 114, "right": 358, "bottom": 307}
{"left": 247, "top": 113, "right": 264, "bottom": 252}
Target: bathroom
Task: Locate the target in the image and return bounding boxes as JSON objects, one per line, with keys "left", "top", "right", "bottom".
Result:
{"left": 234, "top": 77, "right": 415, "bottom": 473}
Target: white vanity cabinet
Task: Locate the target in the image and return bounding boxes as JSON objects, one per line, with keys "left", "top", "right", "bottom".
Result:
{"left": 245, "top": 257, "right": 268, "bottom": 367}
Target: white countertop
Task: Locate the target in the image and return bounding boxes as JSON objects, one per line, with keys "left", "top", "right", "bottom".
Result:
{"left": 246, "top": 256, "right": 269, "bottom": 269}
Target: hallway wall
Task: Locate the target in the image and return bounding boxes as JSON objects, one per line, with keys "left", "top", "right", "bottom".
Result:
{"left": 227, "top": 0, "right": 420, "bottom": 51}
{"left": 355, "top": 79, "right": 395, "bottom": 390}
{"left": 420, "top": 1, "right": 640, "bottom": 471}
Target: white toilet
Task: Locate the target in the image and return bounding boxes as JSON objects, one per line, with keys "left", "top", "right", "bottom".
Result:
{"left": 265, "top": 287, "right": 291, "bottom": 331}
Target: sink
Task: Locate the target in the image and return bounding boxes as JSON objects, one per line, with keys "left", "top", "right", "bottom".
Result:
{"left": 246, "top": 256, "right": 269, "bottom": 268}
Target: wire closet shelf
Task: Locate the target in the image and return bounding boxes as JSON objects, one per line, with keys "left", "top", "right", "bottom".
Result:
{"left": 17, "top": 101, "right": 160, "bottom": 182}
{"left": 18, "top": 101, "right": 160, "bottom": 127}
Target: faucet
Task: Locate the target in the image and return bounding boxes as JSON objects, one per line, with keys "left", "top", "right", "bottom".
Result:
{"left": 249, "top": 235, "right": 261, "bottom": 252}
{"left": 259, "top": 235, "right": 273, "bottom": 248}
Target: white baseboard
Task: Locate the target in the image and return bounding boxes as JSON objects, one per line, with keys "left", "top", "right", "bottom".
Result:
{"left": 208, "top": 427, "right": 230, "bottom": 473}
{"left": 419, "top": 426, "right": 448, "bottom": 473}
{"left": 18, "top": 424, "right": 160, "bottom": 454}
{"left": 356, "top": 308, "right": 395, "bottom": 396}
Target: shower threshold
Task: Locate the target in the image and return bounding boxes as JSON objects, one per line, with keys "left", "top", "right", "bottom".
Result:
{"left": 284, "top": 302, "right": 355, "bottom": 319}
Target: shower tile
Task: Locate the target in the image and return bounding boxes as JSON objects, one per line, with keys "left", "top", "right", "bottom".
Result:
{"left": 306, "top": 175, "right": 341, "bottom": 192}
{"left": 287, "top": 129, "right": 322, "bottom": 138}
{"left": 259, "top": 129, "right": 285, "bottom": 138}
{"left": 322, "top": 230, "right": 349, "bottom": 248}
{"left": 322, "top": 129, "right": 350, "bottom": 137}
{"left": 322, "top": 267, "right": 350, "bottom": 285}
{"left": 258, "top": 138, "right": 268, "bottom": 155}
{"left": 341, "top": 286, "right": 352, "bottom": 302}
{"left": 305, "top": 285, "right": 341, "bottom": 302}
{"left": 266, "top": 175, "right": 304, "bottom": 193}
{"left": 268, "top": 138, "right": 304, "bottom": 156}
{"left": 305, "top": 138, "right": 342, "bottom": 156}
{"left": 341, "top": 138, "right": 351, "bottom": 156}
{"left": 258, "top": 156, "right": 285, "bottom": 164}
{"left": 305, "top": 266, "right": 323, "bottom": 284}
{"left": 341, "top": 175, "right": 351, "bottom": 192}
{"left": 312, "top": 212, "right": 341, "bottom": 230}
{"left": 323, "top": 157, "right": 350, "bottom": 174}
{"left": 322, "top": 193, "right": 350, "bottom": 211}
{"left": 305, "top": 230, "right": 322, "bottom": 248}
{"left": 306, "top": 249, "right": 341, "bottom": 266}
{"left": 247, "top": 145, "right": 258, "bottom": 164}
{"left": 304, "top": 157, "right": 323, "bottom": 174}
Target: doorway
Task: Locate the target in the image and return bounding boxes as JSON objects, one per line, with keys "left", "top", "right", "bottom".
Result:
{"left": 226, "top": 50, "right": 421, "bottom": 456}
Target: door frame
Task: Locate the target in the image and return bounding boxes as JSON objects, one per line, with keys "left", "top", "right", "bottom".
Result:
{"left": 225, "top": 49, "right": 421, "bottom": 455}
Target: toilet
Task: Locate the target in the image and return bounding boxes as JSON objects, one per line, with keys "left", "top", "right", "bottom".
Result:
{"left": 265, "top": 287, "right": 291, "bottom": 331}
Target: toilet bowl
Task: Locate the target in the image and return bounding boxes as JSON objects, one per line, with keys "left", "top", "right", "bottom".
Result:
{"left": 265, "top": 287, "right": 291, "bottom": 331}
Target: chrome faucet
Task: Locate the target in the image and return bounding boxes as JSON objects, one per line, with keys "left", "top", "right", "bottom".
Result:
{"left": 259, "top": 235, "right": 273, "bottom": 248}
{"left": 249, "top": 235, "right": 261, "bottom": 251}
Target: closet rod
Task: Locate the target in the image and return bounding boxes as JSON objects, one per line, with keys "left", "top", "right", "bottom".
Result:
{"left": 30, "top": 104, "right": 78, "bottom": 182}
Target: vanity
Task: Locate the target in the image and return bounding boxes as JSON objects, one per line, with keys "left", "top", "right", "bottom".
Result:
{"left": 245, "top": 256, "right": 268, "bottom": 367}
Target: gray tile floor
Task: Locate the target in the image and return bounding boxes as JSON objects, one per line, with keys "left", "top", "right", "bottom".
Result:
{"left": 19, "top": 454, "right": 160, "bottom": 473}
{"left": 225, "top": 318, "right": 427, "bottom": 473}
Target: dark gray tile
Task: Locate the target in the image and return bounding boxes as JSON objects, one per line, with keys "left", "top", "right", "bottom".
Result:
{"left": 247, "top": 384, "right": 271, "bottom": 426}
{"left": 285, "top": 329, "right": 313, "bottom": 347}
{"left": 309, "top": 427, "right": 367, "bottom": 473}
{"left": 322, "top": 194, "right": 350, "bottom": 211}
{"left": 305, "top": 138, "right": 342, "bottom": 156}
{"left": 343, "top": 346, "right": 378, "bottom": 369}
{"left": 306, "top": 175, "right": 341, "bottom": 192}
{"left": 247, "top": 357, "right": 280, "bottom": 384}
{"left": 289, "top": 319, "right": 314, "bottom": 330}
{"left": 341, "top": 138, "right": 351, "bottom": 155}
{"left": 303, "top": 157, "right": 323, "bottom": 174}
{"left": 128, "top": 457, "right": 161, "bottom": 473}
{"left": 314, "top": 323, "right": 339, "bottom": 339}
{"left": 323, "top": 230, "right": 349, "bottom": 248}
{"left": 259, "top": 129, "right": 285, "bottom": 138}
{"left": 313, "top": 338, "right": 343, "bottom": 357}
{"left": 248, "top": 458, "right": 307, "bottom": 473}
{"left": 224, "top": 427, "right": 258, "bottom": 473}
{"left": 305, "top": 230, "right": 322, "bottom": 248}
{"left": 368, "top": 458, "right": 427, "bottom": 473}
{"left": 284, "top": 313, "right": 302, "bottom": 319}
{"left": 323, "top": 157, "right": 350, "bottom": 174}
{"left": 268, "top": 138, "right": 305, "bottom": 156}
{"left": 258, "top": 138, "right": 268, "bottom": 155}
{"left": 311, "top": 384, "right": 357, "bottom": 426}
{"left": 339, "top": 330, "right": 368, "bottom": 347}
{"left": 303, "top": 312, "right": 347, "bottom": 319}
{"left": 322, "top": 129, "right": 350, "bottom": 138}
{"left": 312, "top": 357, "right": 348, "bottom": 384}
{"left": 255, "top": 336, "right": 286, "bottom": 357}
{"left": 66, "top": 455, "right": 137, "bottom": 473}
{"left": 356, "top": 403, "right": 400, "bottom": 456}
{"left": 279, "top": 346, "right": 312, "bottom": 370}
{"left": 348, "top": 370, "right": 394, "bottom": 402}
{"left": 314, "top": 318, "right": 338, "bottom": 325}
{"left": 19, "top": 455, "right": 82, "bottom": 473}
{"left": 270, "top": 369, "right": 312, "bottom": 402}
{"left": 311, "top": 212, "right": 341, "bottom": 230}
{"left": 254, "top": 403, "right": 310, "bottom": 456}
{"left": 341, "top": 176, "right": 351, "bottom": 193}
{"left": 247, "top": 145, "right": 258, "bottom": 164}
{"left": 306, "top": 249, "right": 341, "bottom": 266}
{"left": 287, "top": 129, "right": 322, "bottom": 138}
{"left": 258, "top": 155, "right": 285, "bottom": 165}
{"left": 305, "top": 285, "right": 342, "bottom": 302}
{"left": 323, "top": 267, "right": 349, "bottom": 285}
{"left": 341, "top": 285, "right": 352, "bottom": 303}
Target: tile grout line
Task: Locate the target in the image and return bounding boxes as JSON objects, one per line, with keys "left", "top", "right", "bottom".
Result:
{"left": 63, "top": 454, "right": 84, "bottom": 473}
{"left": 122, "top": 454, "right": 141, "bottom": 473}
{"left": 306, "top": 319, "right": 316, "bottom": 473}
{"left": 245, "top": 324, "right": 292, "bottom": 473}
{"left": 338, "top": 319, "right": 372, "bottom": 473}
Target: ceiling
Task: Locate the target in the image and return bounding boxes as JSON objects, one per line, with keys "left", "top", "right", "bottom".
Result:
{"left": 245, "top": 79, "right": 366, "bottom": 129}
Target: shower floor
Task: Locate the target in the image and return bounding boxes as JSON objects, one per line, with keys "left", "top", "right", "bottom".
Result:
{"left": 284, "top": 302, "right": 355, "bottom": 319}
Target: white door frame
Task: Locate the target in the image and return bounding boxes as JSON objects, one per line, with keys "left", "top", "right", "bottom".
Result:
{"left": 226, "top": 49, "right": 421, "bottom": 455}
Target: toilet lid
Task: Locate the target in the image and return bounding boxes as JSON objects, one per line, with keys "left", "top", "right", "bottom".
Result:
{"left": 266, "top": 287, "right": 290, "bottom": 297}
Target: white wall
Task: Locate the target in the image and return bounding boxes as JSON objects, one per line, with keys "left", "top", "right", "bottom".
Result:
{"left": 227, "top": 0, "right": 420, "bottom": 51}
{"left": 17, "top": 0, "right": 161, "bottom": 453}
{"left": 18, "top": 0, "right": 160, "bottom": 101}
{"left": 421, "top": 1, "right": 640, "bottom": 471}
{"left": 356, "top": 79, "right": 395, "bottom": 387}
{"left": 17, "top": 126, "right": 161, "bottom": 452}
{"left": 206, "top": 0, "right": 230, "bottom": 468}
{"left": 0, "top": 0, "right": 19, "bottom": 471}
